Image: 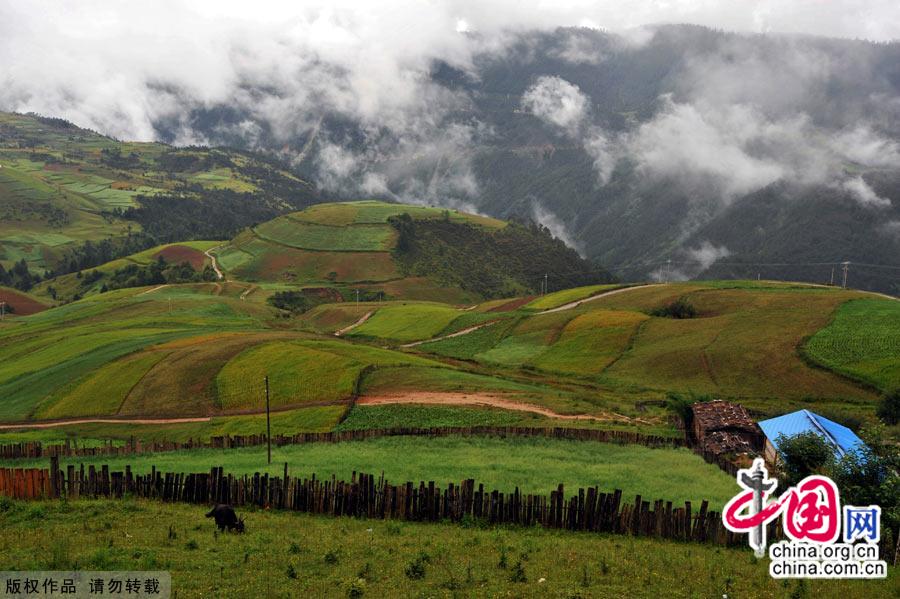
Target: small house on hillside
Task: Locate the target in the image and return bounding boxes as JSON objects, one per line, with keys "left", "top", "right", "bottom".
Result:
{"left": 758, "top": 409, "right": 866, "bottom": 463}
{"left": 690, "top": 400, "right": 765, "bottom": 455}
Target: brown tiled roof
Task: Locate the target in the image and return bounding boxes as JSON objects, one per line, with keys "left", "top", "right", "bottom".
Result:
{"left": 692, "top": 400, "right": 758, "bottom": 434}
{"left": 700, "top": 430, "right": 755, "bottom": 455}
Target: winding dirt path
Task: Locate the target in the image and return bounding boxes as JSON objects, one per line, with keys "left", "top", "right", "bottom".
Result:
{"left": 357, "top": 391, "right": 638, "bottom": 422}
{"left": 0, "top": 416, "right": 212, "bottom": 431}
{"left": 400, "top": 320, "right": 500, "bottom": 348}
{"left": 334, "top": 311, "right": 374, "bottom": 337}
{"left": 204, "top": 246, "right": 224, "bottom": 280}
{"left": 240, "top": 285, "right": 257, "bottom": 301}
{"left": 137, "top": 284, "right": 168, "bottom": 296}
{"left": 538, "top": 284, "right": 662, "bottom": 314}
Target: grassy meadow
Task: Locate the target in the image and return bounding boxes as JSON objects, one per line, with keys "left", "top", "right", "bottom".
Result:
{"left": 804, "top": 297, "right": 900, "bottom": 392}
{"left": 0, "top": 499, "right": 893, "bottom": 598}
{"left": 0, "top": 436, "right": 738, "bottom": 507}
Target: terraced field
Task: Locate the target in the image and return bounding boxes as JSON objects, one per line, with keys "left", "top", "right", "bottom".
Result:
{"left": 804, "top": 297, "right": 900, "bottom": 392}
{"left": 0, "top": 111, "right": 311, "bottom": 273}
{"left": 213, "top": 201, "right": 509, "bottom": 294}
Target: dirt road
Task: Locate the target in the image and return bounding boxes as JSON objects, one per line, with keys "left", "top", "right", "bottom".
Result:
{"left": 538, "top": 284, "right": 662, "bottom": 314}
{"left": 0, "top": 416, "right": 211, "bottom": 431}
{"left": 334, "top": 311, "right": 374, "bottom": 336}
{"left": 204, "top": 246, "right": 224, "bottom": 280}
{"left": 400, "top": 320, "right": 500, "bottom": 348}
{"left": 357, "top": 391, "right": 634, "bottom": 422}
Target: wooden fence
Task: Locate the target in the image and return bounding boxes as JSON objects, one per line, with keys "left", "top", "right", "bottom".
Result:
{"left": 0, "top": 457, "right": 744, "bottom": 547}
{"left": 0, "top": 426, "right": 682, "bottom": 460}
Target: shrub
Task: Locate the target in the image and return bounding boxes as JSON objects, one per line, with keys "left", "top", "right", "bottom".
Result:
{"left": 509, "top": 560, "right": 527, "bottom": 583}
{"left": 650, "top": 299, "right": 697, "bottom": 319}
{"left": 876, "top": 390, "right": 900, "bottom": 425}
{"left": 776, "top": 432, "right": 835, "bottom": 488}
{"left": 405, "top": 553, "right": 430, "bottom": 580}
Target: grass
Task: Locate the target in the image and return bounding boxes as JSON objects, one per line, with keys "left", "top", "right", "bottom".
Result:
{"left": 216, "top": 341, "right": 362, "bottom": 409}
{"left": 3, "top": 499, "right": 891, "bottom": 598}
{"left": 523, "top": 284, "right": 621, "bottom": 311}
{"left": 295, "top": 303, "right": 374, "bottom": 334}
{"left": 533, "top": 309, "right": 648, "bottom": 375}
{"left": 417, "top": 317, "right": 521, "bottom": 359}
{"left": 348, "top": 303, "right": 463, "bottom": 342}
{"left": 37, "top": 351, "right": 169, "bottom": 419}
{"left": 804, "top": 298, "right": 900, "bottom": 392}
{"left": 603, "top": 289, "right": 876, "bottom": 406}
{"left": 360, "top": 366, "right": 557, "bottom": 396}
{"left": 0, "top": 436, "right": 737, "bottom": 505}
{"left": 335, "top": 404, "right": 545, "bottom": 430}
{"left": 255, "top": 217, "right": 395, "bottom": 252}
{"left": 0, "top": 405, "right": 345, "bottom": 444}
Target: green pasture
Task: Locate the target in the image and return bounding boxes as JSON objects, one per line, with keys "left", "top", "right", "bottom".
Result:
{"left": 0, "top": 436, "right": 736, "bottom": 506}
{"left": 335, "top": 404, "right": 545, "bottom": 430}
{"left": 348, "top": 303, "right": 463, "bottom": 342}
{"left": 216, "top": 341, "right": 362, "bottom": 409}
{"left": 804, "top": 297, "right": 900, "bottom": 392}
{"left": 523, "top": 284, "right": 621, "bottom": 311}
{"left": 255, "top": 217, "right": 395, "bottom": 251}
{"left": 4, "top": 500, "right": 891, "bottom": 598}
{"left": 0, "top": 405, "right": 344, "bottom": 445}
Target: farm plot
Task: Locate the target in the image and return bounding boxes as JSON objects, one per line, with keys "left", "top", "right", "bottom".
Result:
{"left": 348, "top": 303, "right": 463, "bottom": 342}
{"left": 350, "top": 200, "right": 506, "bottom": 229}
{"left": 603, "top": 288, "right": 876, "bottom": 404}
{"left": 804, "top": 297, "right": 900, "bottom": 392}
{"left": 523, "top": 284, "right": 621, "bottom": 311}
{"left": 532, "top": 309, "right": 648, "bottom": 375}
{"left": 256, "top": 217, "right": 395, "bottom": 251}
{"left": 215, "top": 341, "right": 362, "bottom": 410}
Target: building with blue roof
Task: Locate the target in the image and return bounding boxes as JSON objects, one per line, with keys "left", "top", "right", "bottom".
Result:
{"left": 758, "top": 409, "right": 867, "bottom": 463}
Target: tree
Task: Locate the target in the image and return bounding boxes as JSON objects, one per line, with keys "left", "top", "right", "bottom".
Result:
{"left": 776, "top": 431, "right": 835, "bottom": 488}
{"left": 876, "top": 390, "right": 900, "bottom": 425}
{"left": 831, "top": 425, "right": 900, "bottom": 540}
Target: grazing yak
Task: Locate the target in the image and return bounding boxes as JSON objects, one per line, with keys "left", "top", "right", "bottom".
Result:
{"left": 205, "top": 504, "right": 245, "bottom": 533}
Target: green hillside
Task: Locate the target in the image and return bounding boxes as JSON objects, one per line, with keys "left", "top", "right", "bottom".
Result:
{"left": 1, "top": 272, "right": 897, "bottom": 442}
{"left": 0, "top": 111, "right": 318, "bottom": 282}
{"left": 214, "top": 200, "right": 608, "bottom": 301}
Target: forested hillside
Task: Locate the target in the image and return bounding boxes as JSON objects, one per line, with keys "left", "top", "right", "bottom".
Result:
{"left": 0, "top": 112, "right": 320, "bottom": 289}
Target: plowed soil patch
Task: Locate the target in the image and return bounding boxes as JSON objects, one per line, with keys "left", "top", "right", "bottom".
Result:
{"left": 0, "top": 288, "right": 48, "bottom": 316}
{"left": 154, "top": 245, "right": 205, "bottom": 269}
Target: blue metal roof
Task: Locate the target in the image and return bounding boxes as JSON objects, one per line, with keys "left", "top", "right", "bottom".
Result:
{"left": 758, "top": 409, "right": 866, "bottom": 459}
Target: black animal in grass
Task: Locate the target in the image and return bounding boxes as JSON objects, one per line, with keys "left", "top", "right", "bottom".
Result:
{"left": 205, "top": 504, "right": 245, "bottom": 533}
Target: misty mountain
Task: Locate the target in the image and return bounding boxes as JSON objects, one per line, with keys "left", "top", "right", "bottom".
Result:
{"left": 138, "top": 25, "right": 900, "bottom": 293}
{"left": 7, "top": 17, "right": 898, "bottom": 293}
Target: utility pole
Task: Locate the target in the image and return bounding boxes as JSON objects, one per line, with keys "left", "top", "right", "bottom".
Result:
{"left": 544, "top": 273, "right": 548, "bottom": 296}
{"left": 830, "top": 266, "right": 835, "bottom": 286}
{"left": 265, "top": 375, "right": 271, "bottom": 465}
{"left": 665, "top": 259, "right": 671, "bottom": 283}
{"left": 841, "top": 261, "right": 850, "bottom": 289}
{"left": 355, "top": 289, "right": 360, "bottom": 304}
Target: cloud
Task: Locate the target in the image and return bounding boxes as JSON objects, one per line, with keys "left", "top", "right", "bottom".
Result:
{"left": 582, "top": 127, "right": 617, "bottom": 185}
{"left": 521, "top": 76, "right": 588, "bottom": 136}
{"left": 650, "top": 241, "right": 731, "bottom": 281}
{"left": 621, "top": 95, "right": 900, "bottom": 207}
{"left": 687, "top": 241, "right": 732, "bottom": 271}
{"left": 880, "top": 220, "right": 900, "bottom": 240}
{"left": 530, "top": 202, "right": 583, "bottom": 254}
{"left": 841, "top": 176, "right": 892, "bottom": 209}
{"left": 624, "top": 98, "right": 786, "bottom": 198}
{"left": 550, "top": 30, "right": 609, "bottom": 64}
{"left": 2, "top": 0, "right": 899, "bottom": 221}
